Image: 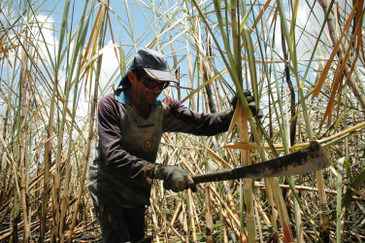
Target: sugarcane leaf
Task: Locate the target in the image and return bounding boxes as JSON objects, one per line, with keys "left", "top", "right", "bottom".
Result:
{"left": 312, "top": 8, "right": 355, "bottom": 96}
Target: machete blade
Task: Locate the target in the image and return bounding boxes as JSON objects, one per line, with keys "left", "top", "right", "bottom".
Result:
{"left": 193, "top": 141, "right": 329, "bottom": 184}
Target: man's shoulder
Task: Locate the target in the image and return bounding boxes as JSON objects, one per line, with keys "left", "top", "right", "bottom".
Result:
{"left": 99, "top": 94, "right": 116, "bottom": 104}
{"left": 97, "top": 94, "right": 120, "bottom": 114}
{"left": 161, "top": 96, "right": 185, "bottom": 111}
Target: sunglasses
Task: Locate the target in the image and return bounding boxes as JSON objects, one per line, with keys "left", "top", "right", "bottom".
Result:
{"left": 139, "top": 73, "right": 169, "bottom": 90}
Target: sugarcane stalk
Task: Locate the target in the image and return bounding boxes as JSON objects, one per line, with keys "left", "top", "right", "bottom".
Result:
{"left": 68, "top": 3, "right": 107, "bottom": 241}
{"left": 234, "top": 102, "right": 255, "bottom": 243}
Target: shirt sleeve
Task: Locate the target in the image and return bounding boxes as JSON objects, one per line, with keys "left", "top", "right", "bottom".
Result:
{"left": 97, "top": 96, "right": 155, "bottom": 180}
{"left": 162, "top": 98, "right": 234, "bottom": 135}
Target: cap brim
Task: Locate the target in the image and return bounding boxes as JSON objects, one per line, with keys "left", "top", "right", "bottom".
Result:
{"left": 144, "top": 68, "right": 178, "bottom": 83}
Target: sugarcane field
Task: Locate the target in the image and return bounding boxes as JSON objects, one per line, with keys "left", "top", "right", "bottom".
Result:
{"left": 0, "top": 0, "right": 365, "bottom": 242}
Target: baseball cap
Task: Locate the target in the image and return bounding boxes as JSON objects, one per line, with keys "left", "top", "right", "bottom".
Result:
{"left": 129, "top": 48, "right": 178, "bottom": 83}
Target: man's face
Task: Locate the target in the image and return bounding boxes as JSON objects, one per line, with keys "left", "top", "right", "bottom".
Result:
{"left": 131, "top": 71, "right": 168, "bottom": 105}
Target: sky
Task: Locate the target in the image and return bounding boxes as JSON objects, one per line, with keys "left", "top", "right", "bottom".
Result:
{"left": 29, "top": 0, "right": 333, "bottom": 86}
{"left": 37, "top": 1, "right": 191, "bottom": 90}
{"left": 34, "top": 1, "right": 322, "bottom": 80}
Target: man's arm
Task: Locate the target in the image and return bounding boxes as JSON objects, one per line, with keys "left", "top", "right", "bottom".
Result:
{"left": 162, "top": 97, "right": 234, "bottom": 135}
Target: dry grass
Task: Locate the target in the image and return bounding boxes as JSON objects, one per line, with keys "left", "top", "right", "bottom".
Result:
{"left": 0, "top": 0, "right": 364, "bottom": 242}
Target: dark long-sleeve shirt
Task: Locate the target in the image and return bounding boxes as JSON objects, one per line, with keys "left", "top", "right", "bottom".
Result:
{"left": 88, "top": 93, "right": 233, "bottom": 208}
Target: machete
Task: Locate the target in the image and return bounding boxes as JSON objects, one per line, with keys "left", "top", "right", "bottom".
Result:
{"left": 193, "top": 141, "right": 329, "bottom": 184}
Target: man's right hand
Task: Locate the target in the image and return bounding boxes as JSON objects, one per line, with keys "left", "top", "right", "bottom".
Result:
{"left": 153, "top": 165, "right": 197, "bottom": 192}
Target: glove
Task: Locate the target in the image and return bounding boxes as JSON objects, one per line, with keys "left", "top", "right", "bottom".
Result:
{"left": 230, "top": 90, "right": 263, "bottom": 119}
{"left": 153, "top": 165, "right": 197, "bottom": 192}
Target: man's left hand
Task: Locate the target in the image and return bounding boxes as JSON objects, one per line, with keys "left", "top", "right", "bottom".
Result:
{"left": 230, "top": 90, "right": 263, "bottom": 119}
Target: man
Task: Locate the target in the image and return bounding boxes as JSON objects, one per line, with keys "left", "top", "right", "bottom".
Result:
{"left": 88, "top": 48, "right": 260, "bottom": 243}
